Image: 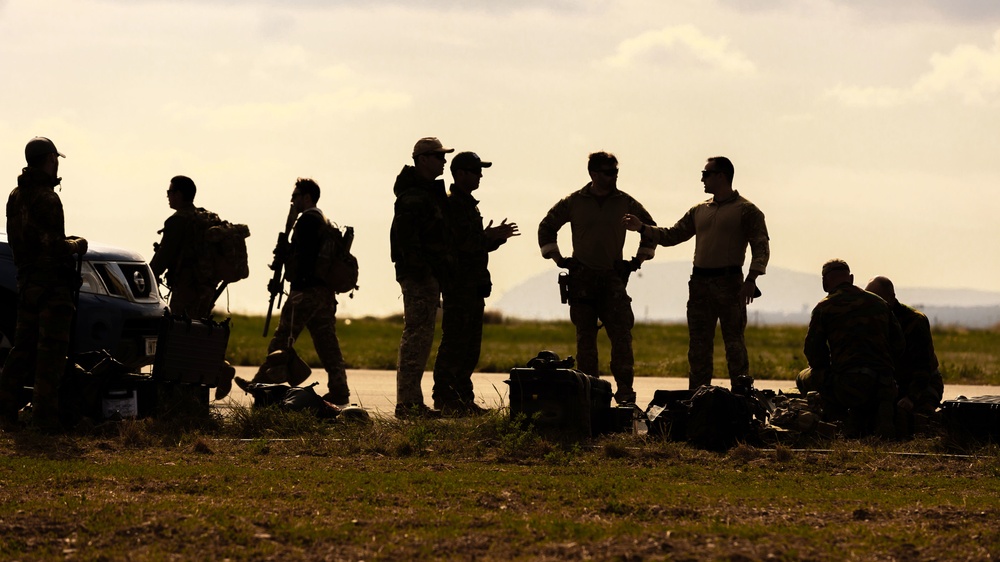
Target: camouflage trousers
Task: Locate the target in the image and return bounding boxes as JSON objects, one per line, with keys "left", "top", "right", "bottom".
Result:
{"left": 567, "top": 268, "right": 636, "bottom": 404}
{"left": 396, "top": 276, "right": 440, "bottom": 406}
{"left": 0, "top": 283, "right": 75, "bottom": 428}
{"left": 687, "top": 273, "right": 748, "bottom": 389}
{"left": 266, "top": 286, "right": 349, "bottom": 404}
{"left": 167, "top": 281, "right": 217, "bottom": 319}
{"left": 431, "top": 289, "right": 484, "bottom": 407}
{"left": 823, "top": 367, "right": 897, "bottom": 439}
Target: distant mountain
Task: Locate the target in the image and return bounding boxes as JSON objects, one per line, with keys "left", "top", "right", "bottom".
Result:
{"left": 491, "top": 261, "right": 1000, "bottom": 328}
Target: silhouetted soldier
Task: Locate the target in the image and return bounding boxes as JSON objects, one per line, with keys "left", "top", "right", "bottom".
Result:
{"left": 150, "top": 176, "right": 216, "bottom": 319}
{"left": 865, "top": 275, "right": 944, "bottom": 432}
{"left": 262, "top": 178, "right": 350, "bottom": 407}
{"left": 432, "top": 152, "right": 518, "bottom": 416}
{"left": 390, "top": 137, "right": 453, "bottom": 419}
{"left": 1, "top": 137, "right": 88, "bottom": 431}
{"left": 800, "top": 259, "right": 904, "bottom": 438}
{"left": 150, "top": 175, "right": 238, "bottom": 399}
{"left": 539, "top": 151, "right": 656, "bottom": 404}
{"left": 624, "top": 156, "right": 769, "bottom": 391}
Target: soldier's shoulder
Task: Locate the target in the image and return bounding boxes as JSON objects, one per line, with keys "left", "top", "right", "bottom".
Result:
{"left": 735, "top": 194, "right": 765, "bottom": 214}
{"left": 896, "top": 302, "right": 928, "bottom": 323}
{"left": 615, "top": 189, "right": 649, "bottom": 207}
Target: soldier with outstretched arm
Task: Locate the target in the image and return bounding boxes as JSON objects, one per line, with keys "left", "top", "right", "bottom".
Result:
{"left": 623, "top": 156, "right": 769, "bottom": 391}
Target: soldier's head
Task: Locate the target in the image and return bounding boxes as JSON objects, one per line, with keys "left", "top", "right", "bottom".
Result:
{"left": 865, "top": 276, "right": 897, "bottom": 305}
{"left": 293, "top": 177, "right": 320, "bottom": 212}
{"left": 450, "top": 151, "right": 492, "bottom": 193}
{"left": 25, "top": 136, "right": 64, "bottom": 177}
{"left": 170, "top": 176, "right": 198, "bottom": 203}
{"left": 821, "top": 259, "right": 853, "bottom": 294}
{"left": 587, "top": 151, "right": 618, "bottom": 193}
{"left": 702, "top": 156, "right": 734, "bottom": 197}
{"left": 412, "top": 137, "right": 453, "bottom": 181}
{"left": 168, "top": 176, "right": 196, "bottom": 206}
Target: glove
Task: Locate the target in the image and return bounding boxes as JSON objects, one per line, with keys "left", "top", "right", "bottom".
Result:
{"left": 67, "top": 237, "right": 88, "bottom": 256}
{"left": 556, "top": 257, "right": 579, "bottom": 270}
{"left": 267, "top": 278, "right": 284, "bottom": 296}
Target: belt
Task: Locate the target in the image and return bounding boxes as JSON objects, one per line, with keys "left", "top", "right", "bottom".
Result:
{"left": 691, "top": 266, "right": 742, "bottom": 277}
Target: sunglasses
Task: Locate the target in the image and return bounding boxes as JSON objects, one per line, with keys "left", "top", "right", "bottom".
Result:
{"left": 701, "top": 170, "right": 721, "bottom": 179}
{"left": 421, "top": 152, "right": 447, "bottom": 161}
{"left": 596, "top": 168, "right": 618, "bottom": 177}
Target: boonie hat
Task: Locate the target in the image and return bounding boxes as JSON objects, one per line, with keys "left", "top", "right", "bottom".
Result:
{"left": 451, "top": 152, "right": 492, "bottom": 171}
{"left": 412, "top": 137, "right": 454, "bottom": 158}
{"left": 25, "top": 137, "right": 65, "bottom": 162}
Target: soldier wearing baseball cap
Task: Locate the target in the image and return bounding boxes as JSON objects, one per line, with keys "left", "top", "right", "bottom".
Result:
{"left": 449, "top": 151, "right": 491, "bottom": 170}
{"left": 1, "top": 137, "right": 87, "bottom": 432}
{"left": 390, "top": 137, "right": 456, "bottom": 419}
{"left": 411, "top": 136, "right": 454, "bottom": 158}
{"left": 24, "top": 137, "right": 66, "bottom": 162}
{"left": 432, "top": 151, "right": 517, "bottom": 416}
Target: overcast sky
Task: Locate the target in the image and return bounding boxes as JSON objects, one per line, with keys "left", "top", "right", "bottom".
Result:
{"left": 2, "top": 0, "right": 999, "bottom": 317}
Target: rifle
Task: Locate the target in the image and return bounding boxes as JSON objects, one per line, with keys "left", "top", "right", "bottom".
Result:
{"left": 262, "top": 204, "right": 298, "bottom": 337}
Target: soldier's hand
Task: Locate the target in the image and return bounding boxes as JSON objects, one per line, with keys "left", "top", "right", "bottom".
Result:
{"left": 484, "top": 218, "right": 520, "bottom": 242}
{"left": 897, "top": 396, "right": 914, "bottom": 412}
{"left": 557, "top": 257, "right": 579, "bottom": 270}
{"left": 68, "top": 236, "right": 88, "bottom": 256}
{"left": 739, "top": 278, "right": 758, "bottom": 305}
{"left": 622, "top": 214, "right": 643, "bottom": 231}
{"left": 267, "top": 278, "right": 284, "bottom": 296}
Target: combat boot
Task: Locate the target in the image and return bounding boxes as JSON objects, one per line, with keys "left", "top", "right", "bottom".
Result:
{"left": 395, "top": 402, "right": 442, "bottom": 420}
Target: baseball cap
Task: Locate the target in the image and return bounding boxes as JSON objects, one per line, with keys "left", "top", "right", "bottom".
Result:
{"left": 25, "top": 137, "right": 66, "bottom": 161}
{"left": 412, "top": 137, "right": 454, "bottom": 158}
{"left": 450, "top": 152, "right": 492, "bottom": 171}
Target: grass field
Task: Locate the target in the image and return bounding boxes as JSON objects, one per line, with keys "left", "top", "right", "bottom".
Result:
{"left": 225, "top": 313, "right": 1000, "bottom": 386}
{"left": 1, "top": 409, "right": 999, "bottom": 561}
{"left": 3, "top": 318, "right": 1000, "bottom": 560}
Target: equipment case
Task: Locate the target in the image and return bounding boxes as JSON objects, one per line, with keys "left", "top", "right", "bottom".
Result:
{"left": 941, "top": 395, "right": 1000, "bottom": 441}
{"left": 506, "top": 366, "right": 612, "bottom": 437}
{"left": 152, "top": 314, "right": 230, "bottom": 386}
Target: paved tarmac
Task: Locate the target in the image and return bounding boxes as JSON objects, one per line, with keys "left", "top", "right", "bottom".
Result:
{"left": 217, "top": 367, "right": 999, "bottom": 417}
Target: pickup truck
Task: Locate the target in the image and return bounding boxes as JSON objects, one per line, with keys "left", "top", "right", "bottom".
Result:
{"left": 0, "top": 233, "right": 167, "bottom": 371}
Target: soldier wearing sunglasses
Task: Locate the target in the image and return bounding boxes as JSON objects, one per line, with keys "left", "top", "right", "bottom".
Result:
{"left": 623, "top": 156, "right": 769, "bottom": 391}
{"left": 539, "top": 151, "right": 657, "bottom": 405}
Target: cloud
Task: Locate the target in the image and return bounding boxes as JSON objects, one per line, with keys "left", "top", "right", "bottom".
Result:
{"left": 100, "top": 0, "right": 598, "bottom": 14}
{"left": 826, "top": 30, "right": 1000, "bottom": 107}
{"left": 837, "top": 0, "right": 1000, "bottom": 23}
{"left": 717, "top": 0, "right": 1000, "bottom": 23}
{"left": 601, "top": 25, "right": 756, "bottom": 74}
{"left": 165, "top": 88, "right": 411, "bottom": 130}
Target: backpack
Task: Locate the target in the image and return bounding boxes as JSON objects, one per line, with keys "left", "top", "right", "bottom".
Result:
{"left": 310, "top": 210, "right": 359, "bottom": 294}
{"left": 192, "top": 208, "right": 251, "bottom": 285}
{"left": 684, "top": 385, "right": 753, "bottom": 451}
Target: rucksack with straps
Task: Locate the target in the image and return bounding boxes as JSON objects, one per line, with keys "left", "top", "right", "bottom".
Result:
{"left": 192, "top": 208, "right": 251, "bottom": 285}
{"left": 293, "top": 209, "right": 359, "bottom": 294}
{"left": 316, "top": 222, "right": 359, "bottom": 294}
